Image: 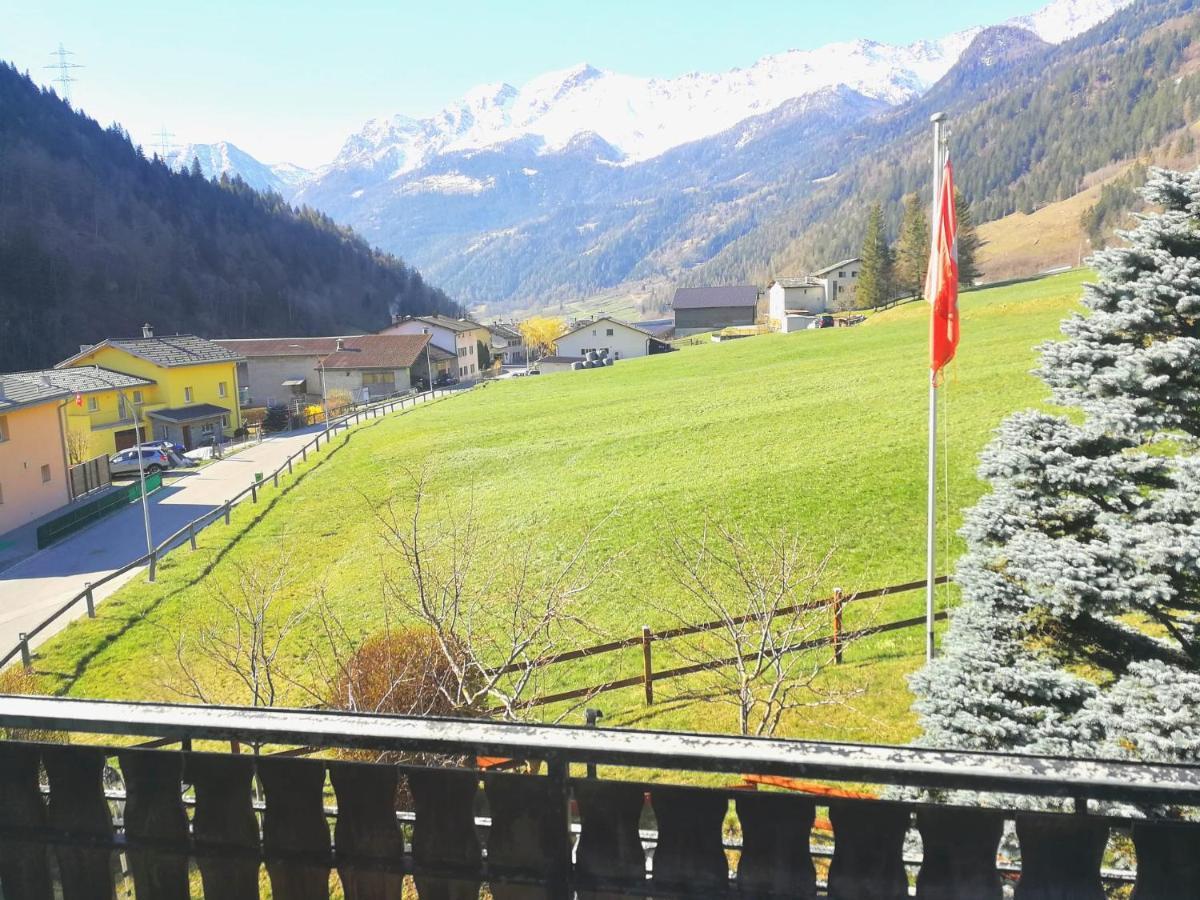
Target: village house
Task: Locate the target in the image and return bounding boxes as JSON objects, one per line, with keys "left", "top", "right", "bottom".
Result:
{"left": 317, "top": 335, "right": 452, "bottom": 398}
{"left": 768, "top": 257, "right": 862, "bottom": 332}
{"left": 0, "top": 367, "right": 153, "bottom": 534}
{"left": 214, "top": 337, "right": 349, "bottom": 409}
{"left": 56, "top": 325, "right": 243, "bottom": 451}
{"left": 380, "top": 315, "right": 490, "bottom": 382}
{"left": 554, "top": 316, "right": 670, "bottom": 361}
{"left": 487, "top": 322, "right": 527, "bottom": 366}
{"left": 671, "top": 285, "right": 761, "bottom": 337}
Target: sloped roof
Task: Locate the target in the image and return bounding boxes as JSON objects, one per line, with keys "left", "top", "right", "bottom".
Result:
{"left": 399, "top": 315, "right": 486, "bottom": 334}
{"left": 771, "top": 276, "right": 823, "bottom": 289}
{"left": 488, "top": 323, "right": 522, "bottom": 340}
{"left": 147, "top": 403, "right": 230, "bottom": 423}
{"left": 59, "top": 334, "right": 242, "bottom": 369}
{"left": 318, "top": 334, "right": 434, "bottom": 370}
{"left": 214, "top": 337, "right": 349, "bottom": 357}
{"left": 557, "top": 316, "right": 655, "bottom": 341}
{"left": 671, "top": 285, "right": 759, "bottom": 310}
{"left": 810, "top": 257, "right": 861, "bottom": 277}
{"left": 0, "top": 367, "right": 155, "bottom": 414}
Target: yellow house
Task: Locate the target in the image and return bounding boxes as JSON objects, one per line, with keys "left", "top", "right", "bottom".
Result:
{"left": 57, "top": 325, "right": 244, "bottom": 452}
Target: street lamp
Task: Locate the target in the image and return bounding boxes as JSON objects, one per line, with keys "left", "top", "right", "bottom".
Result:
{"left": 318, "top": 359, "right": 331, "bottom": 436}
{"left": 120, "top": 390, "right": 154, "bottom": 578}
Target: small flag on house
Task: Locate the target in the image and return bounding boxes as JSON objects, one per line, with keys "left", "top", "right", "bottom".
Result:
{"left": 926, "top": 158, "right": 959, "bottom": 378}
{"left": 74, "top": 393, "right": 83, "bottom": 407}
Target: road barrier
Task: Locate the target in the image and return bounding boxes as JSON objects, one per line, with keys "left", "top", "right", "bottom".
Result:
{"left": 35, "top": 473, "right": 163, "bottom": 550}
{"left": 3, "top": 388, "right": 462, "bottom": 671}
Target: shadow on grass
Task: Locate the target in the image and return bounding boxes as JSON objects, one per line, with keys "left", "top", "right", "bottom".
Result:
{"left": 38, "top": 398, "right": 456, "bottom": 693}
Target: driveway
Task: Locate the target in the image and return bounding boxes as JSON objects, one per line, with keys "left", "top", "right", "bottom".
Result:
{"left": 0, "top": 425, "right": 328, "bottom": 655}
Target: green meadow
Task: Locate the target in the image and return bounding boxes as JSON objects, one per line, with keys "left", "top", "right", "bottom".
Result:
{"left": 27, "top": 271, "right": 1089, "bottom": 744}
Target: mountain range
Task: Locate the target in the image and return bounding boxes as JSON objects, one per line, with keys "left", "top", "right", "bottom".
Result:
{"left": 166, "top": 0, "right": 1185, "bottom": 312}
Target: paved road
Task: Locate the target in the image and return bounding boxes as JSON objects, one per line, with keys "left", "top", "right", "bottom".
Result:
{"left": 0, "top": 425, "right": 329, "bottom": 655}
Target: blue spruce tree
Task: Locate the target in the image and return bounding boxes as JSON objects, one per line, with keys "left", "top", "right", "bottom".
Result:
{"left": 911, "top": 169, "right": 1200, "bottom": 762}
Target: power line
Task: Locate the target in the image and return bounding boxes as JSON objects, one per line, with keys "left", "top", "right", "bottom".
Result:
{"left": 156, "top": 125, "right": 176, "bottom": 162}
{"left": 44, "top": 43, "right": 83, "bottom": 103}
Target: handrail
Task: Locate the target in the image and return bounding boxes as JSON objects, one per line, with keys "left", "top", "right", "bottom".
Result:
{"left": 1, "top": 387, "right": 463, "bottom": 670}
{"left": 3, "top": 695, "right": 1200, "bottom": 806}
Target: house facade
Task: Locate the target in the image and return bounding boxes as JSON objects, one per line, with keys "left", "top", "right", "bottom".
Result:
{"left": 768, "top": 258, "right": 862, "bottom": 332}
{"left": 57, "top": 326, "right": 243, "bottom": 451}
{"left": 380, "top": 315, "right": 490, "bottom": 382}
{"left": 0, "top": 375, "right": 72, "bottom": 535}
{"left": 554, "top": 316, "right": 665, "bottom": 360}
{"left": 215, "top": 337, "right": 344, "bottom": 408}
{"left": 488, "top": 323, "right": 527, "bottom": 366}
{"left": 671, "top": 285, "right": 760, "bottom": 337}
{"left": 317, "top": 335, "right": 444, "bottom": 399}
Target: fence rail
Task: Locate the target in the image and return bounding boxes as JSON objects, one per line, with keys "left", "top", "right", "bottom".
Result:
{"left": 3, "top": 387, "right": 462, "bottom": 671}
{"left": 489, "top": 576, "right": 952, "bottom": 711}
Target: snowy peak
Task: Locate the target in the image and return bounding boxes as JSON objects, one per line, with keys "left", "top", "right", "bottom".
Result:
{"left": 1006, "top": 0, "right": 1134, "bottom": 43}
{"left": 165, "top": 141, "right": 310, "bottom": 195}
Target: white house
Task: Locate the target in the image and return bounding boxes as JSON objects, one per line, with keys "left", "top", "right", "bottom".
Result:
{"left": 768, "top": 257, "right": 861, "bottom": 332}
{"left": 380, "top": 315, "right": 491, "bottom": 382}
{"left": 553, "top": 316, "right": 667, "bottom": 361}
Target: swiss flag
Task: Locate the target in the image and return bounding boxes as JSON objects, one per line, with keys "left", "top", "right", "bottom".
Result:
{"left": 926, "top": 159, "right": 959, "bottom": 378}
{"left": 74, "top": 393, "right": 83, "bottom": 407}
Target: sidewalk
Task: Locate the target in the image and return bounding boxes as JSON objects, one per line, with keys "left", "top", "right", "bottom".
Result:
{"left": 0, "top": 483, "right": 130, "bottom": 575}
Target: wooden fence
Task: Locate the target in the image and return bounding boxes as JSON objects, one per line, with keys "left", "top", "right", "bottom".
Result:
{"left": 489, "top": 576, "right": 952, "bottom": 712}
{"left": 3, "top": 387, "right": 463, "bottom": 671}
{"left": 67, "top": 454, "right": 111, "bottom": 500}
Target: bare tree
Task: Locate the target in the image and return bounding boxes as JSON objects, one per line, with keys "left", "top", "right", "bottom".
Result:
{"left": 653, "top": 518, "right": 869, "bottom": 737}
{"left": 163, "top": 554, "right": 312, "bottom": 708}
{"left": 365, "top": 467, "right": 612, "bottom": 721}
{"left": 65, "top": 429, "right": 91, "bottom": 466}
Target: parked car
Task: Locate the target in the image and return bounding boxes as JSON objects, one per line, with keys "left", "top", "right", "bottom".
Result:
{"left": 109, "top": 447, "right": 171, "bottom": 477}
{"left": 138, "top": 439, "right": 185, "bottom": 455}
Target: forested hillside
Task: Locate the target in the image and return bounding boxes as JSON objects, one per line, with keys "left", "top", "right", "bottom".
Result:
{"left": 0, "top": 63, "right": 460, "bottom": 370}
{"left": 699, "top": 0, "right": 1200, "bottom": 286}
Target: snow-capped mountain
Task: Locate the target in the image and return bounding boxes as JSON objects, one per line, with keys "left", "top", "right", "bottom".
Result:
{"left": 164, "top": 141, "right": 310, "bottom": 195}
{"left": 309, "top": 0, "right": 1132, "bottom": 186}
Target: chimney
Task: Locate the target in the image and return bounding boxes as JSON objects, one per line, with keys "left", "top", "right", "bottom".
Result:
{"left": 80, "top": 344, "right": 90, "bottom": 353}
{"left": 335, "top": 338, "right": 344, "bottom": 352}
{"left": 142, "top": 323, "right": 154, "bottom": 339}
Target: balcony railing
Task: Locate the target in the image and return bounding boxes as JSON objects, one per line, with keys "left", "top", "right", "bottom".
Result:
{"left": 1, "top": 696, "right": 1199, "bottom": 897}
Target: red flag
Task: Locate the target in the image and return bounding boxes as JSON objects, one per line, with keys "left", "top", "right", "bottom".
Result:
{"left": 926, "top": 159, "right": 959, "bottom": 378}
{"left": 74, "top": 392, "right": 83, "bottom": 407}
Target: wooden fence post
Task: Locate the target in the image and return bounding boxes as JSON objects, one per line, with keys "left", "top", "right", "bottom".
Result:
{"left": 84, "top": 582, "right": 95, "bottom": 618}
{"left": 273, "top": 471, "right": 279, "bottom": 488}
{"left": 251, "top": 483, "right": 258, "bottom": 504}
{"left": 302, "top": 445, "right": 307, "bottom": 462}
{"left": 188, "top": 521, "right": 197, "bottom": 551}
{"left": 642, "top": 625, "right": 654, "bottom": 705}
{"left": 148, "top": 550, "right": 157, "bottom": 583}
{"left": 832, "top": 588, "right": 844, "bottom": 665}
{"left": 224, "top": 501, "right": 231, "bottom": 525}
{"left": 19, "top": 633, "right": 31, "bottom": 672}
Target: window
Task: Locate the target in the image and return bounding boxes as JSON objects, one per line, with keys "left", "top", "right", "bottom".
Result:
{"left": 218, "top": 381, "right": 228, "bottom": 398}
{"left": 201, "top": 423, "right": 214, "bottom": 436}
{"left": 132, "top": 390, "right": 143, "bottom": 404}
{"left": 839, "top": 271, "right": 846, "bottom": 278}
{"left": 606, "top": 328, "right": 614, "bottom": 336}
{"left": 222, "top": 415, "right": 230, "bottom": 428}
{"left": 118, "top": 394, "right": 128, "bottom": 419}
{"left": 41, "top": 464, "right": 51, "bottom": 483}
{"left": 0, "top": 415, "right": 7, "bottom": 442}
{"left": 363, "top": 372, "right": 395, "bottom": 385}
{"left": 470, "top": 364, "right": 476, "bottom": 375}
{"left": 87, "top": 396, "right": 99, "bottom": 412}
{"left": 184, "top": 387, "right": 194, "bottom": 403}
{"left": 851, "top": 271, "right": 858, "bottom": 278}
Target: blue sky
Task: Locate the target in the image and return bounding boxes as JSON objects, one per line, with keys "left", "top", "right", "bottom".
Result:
{"left": 4, "top": 0, "right": 1048, "bottom": 168}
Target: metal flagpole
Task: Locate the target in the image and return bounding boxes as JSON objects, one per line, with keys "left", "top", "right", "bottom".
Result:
{"left": 926, "top": 112, "right": 947, "bottom": 663}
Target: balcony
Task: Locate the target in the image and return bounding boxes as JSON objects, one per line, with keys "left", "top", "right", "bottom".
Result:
{"left": 1, "top": 696, "right": 1198, "bottom": 897}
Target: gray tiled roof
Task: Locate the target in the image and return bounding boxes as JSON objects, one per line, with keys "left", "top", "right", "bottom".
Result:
{"left": 407, "top": 315, "right": 485, "bottom": 334}
{"left": 671, "top": 285, "right": 759, "bottom": 310}
{"left": 147, "top": 403, "right": 229, "bottom": 423}
{"left": 810, "top": 257, "right": 860, "bottom": 277}
{"left": 0, "top": 367, "right": 154, "bottom": 413}
{"left": 60, "top": 334, "right": 242, "bottom": 368}
{"left": 771, "top": 276, "right": 823, "bottom": 288}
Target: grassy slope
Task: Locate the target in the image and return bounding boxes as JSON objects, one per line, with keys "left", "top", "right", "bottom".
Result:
{"left": 31, "top": 271, "right": 1088, "bottom": 742}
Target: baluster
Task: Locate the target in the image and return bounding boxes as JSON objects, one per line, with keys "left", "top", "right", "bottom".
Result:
{"left": 827, "top": 800, "right": 910, "bottom": 900}
{"left": 407, "top": 767, "right": 482, "bottom": 900}
{"left": 484, "top": 771, "right": 568, "bottom": 900}
{"left": 914, "top": 806, "right": 1003, "bottom": 900}
{"left": 328, "top": 761, "right": 404, "bottom": 900}
{"left": 736, "top": 791, "right": 816, "bottom": 899}
{"left": 1014, "top": 813, "right": 1107, "bottom": 900}
{"left": 42, "top": 745, "right": 115, "bottom": 900}
{"left": 0, "top": 743, "right": 53, "bottom": 900}
{"left": 649, "top": 785, "right": 729, "bottom": 895}
{"left": 118, "top": 750, "right": 189, "bottom": 900}
{"left": 1131, "top": 821, "right": 1200, "bottom": 899}
{"left": 574, "top": 780, "right": 647, "bottom": 900}
{"left": 187, "top": 751, "right": 261, "bottom": 900}
{"left": 259, "top": 756, "right": 332, "bottom": 900}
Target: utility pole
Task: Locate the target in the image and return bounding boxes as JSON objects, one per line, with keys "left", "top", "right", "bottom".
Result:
{"left": 319, "top": 360, "right": 331, "bottom": 436}
{"left": 45, "top": 43, "right": 83, "bottom": 103}
{"left": 155, "top": 125, "right": 175, "bottom": 163}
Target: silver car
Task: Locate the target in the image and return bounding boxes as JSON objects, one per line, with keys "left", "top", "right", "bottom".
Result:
{"left": 109, "top": 447, "right": 172, "bottom": 477}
